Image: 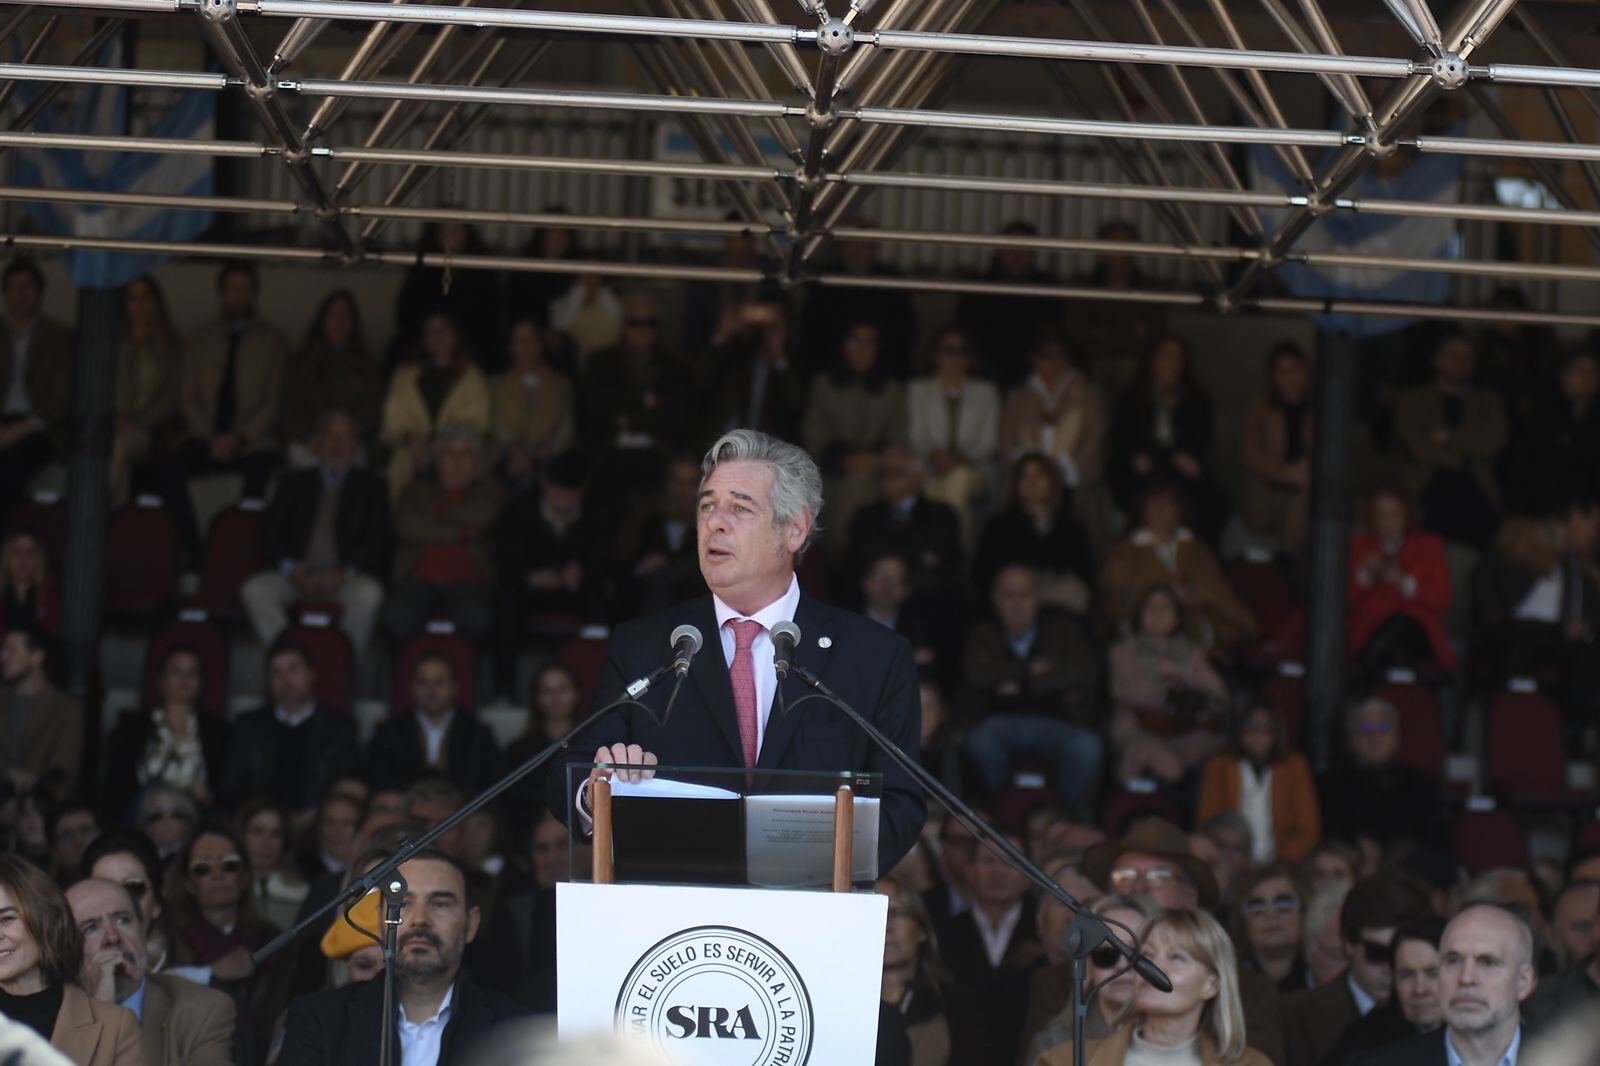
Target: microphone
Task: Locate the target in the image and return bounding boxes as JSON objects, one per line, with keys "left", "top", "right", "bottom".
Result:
{"left": 669, "top": 624, "right": 703, "bottom": 678}
{"left": 1132, "top": 952, "right": 1174, "bottom": 993}
{"left": 770, "top": 621, "right": 800, "bottom": 680}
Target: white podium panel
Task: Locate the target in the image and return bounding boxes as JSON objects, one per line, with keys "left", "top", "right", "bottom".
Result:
{"left": 557, "top": 882, "right": 888, "bottom": 1066}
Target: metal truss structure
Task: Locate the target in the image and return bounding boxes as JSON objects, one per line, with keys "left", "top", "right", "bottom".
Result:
{"left": 3, "top": 0, "right": 1600, "bottom": 327}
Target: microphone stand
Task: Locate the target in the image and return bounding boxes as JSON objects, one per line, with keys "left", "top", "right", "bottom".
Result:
{"left": 253, "top": 655, "right": 688, "bottom": 1066}
{"left": 787, "top": 663, "right": 1170, "bottom": 1066}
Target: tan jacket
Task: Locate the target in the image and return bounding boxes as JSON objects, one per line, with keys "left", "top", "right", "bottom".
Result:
{"left": 380, "top": 362, "right": 492, "bottom": 448}
{"left": 180, "top": 319, "right": 289, "bottom": 452}
{"left": 489, "top": 369, "right": 575, "bottom": 455}
{"left": 139, "top": 972, "right": 235, "bottom": 1066}
{"left": 1392, "top": 384, "right": 1508, "bottom": 507}
{"left": 51, "top": 984, "right": 146, "bottom": 1066}
{"left": 1099, "top": 531, "right": 1258, "bottom": 653}
{"left": 1240, "top": 398, "right": 1313, "bottom": 535}
{"left": 116, "top": 338, "right": 182, "bottom": 432}
{"left": 1001, "top": 371, "right": 1108, "bottom": 487}
{"left": 1035, "top": 1021, "right": 1274, "bottom": 1066}
{"left": 0, "top": 680, "right": 83, "bottom": 794}
{"left": 0, "top": 316, "right": 76, "bottom": 444}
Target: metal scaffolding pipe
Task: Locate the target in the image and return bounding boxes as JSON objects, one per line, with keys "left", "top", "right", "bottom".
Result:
{"left": 1511, "top": 8, "right": 1600, "bottom": 126}
{"left": 1285, "top": 0, "right": 1372, "bottom": 126}
{"left": 0, "top": 16, "right": 63, "bottom": 113}
{"left": 0, "top": 6, "right": 37, "bottom": 53}
{"left": 0, "top": 16, "right": 125, "bottom": 160}
{"left": 286, "top": 76, "right": 804, "bottom": 119}
{"left": 329, "top": 143, "right": 778, "bottom": 180}
{"left": 1250, "top": 296, "right": 1600, "bottom": 329}
{"left": 847, "top": 105, "right": 1352, "bottom": 146}
{"left": 1197, "top": 0, "right": 1315, "bottom": 184}
{"left": 0, "top": 61, "right": 228, "bottom": 90}
{"left": 301, "top": 0, "right": 427, "bottom": 145}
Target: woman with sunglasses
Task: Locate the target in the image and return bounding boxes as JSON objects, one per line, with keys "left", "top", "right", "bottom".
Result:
{"left": 1228, "top": 864, "right": 1309, "bottom": 993}
{"left": 1026, "top": 893, "right": 1161, "bottom": 1062}
{"left": 0, "top": 853, "right": 143, "bottom": 1065}
{"left": 1196, "top": 700, "right": 1322, "bottom": 865}
{"left": 1034, "top": 908, "right": 1271, "bottom": 1066}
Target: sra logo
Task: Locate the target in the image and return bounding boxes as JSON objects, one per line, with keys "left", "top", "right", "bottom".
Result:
{"left": 615, "top": 925, "right": 814, "bottom": 1065}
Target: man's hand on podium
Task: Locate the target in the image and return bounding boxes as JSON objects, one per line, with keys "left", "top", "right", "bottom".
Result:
{"left": 591, "top": 743, "right": 659, "bottom": 787}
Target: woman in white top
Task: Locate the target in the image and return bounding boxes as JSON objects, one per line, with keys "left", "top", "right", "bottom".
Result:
{"left": 907, "top": 327, "right": 1001, "bottom": 540}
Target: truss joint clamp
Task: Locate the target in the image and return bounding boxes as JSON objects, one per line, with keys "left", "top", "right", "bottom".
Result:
{"left": 805, "top": 104, "right": 838, "bottom": 131}
{"left": 198, "top": 0, "right": 237, "bottom": 24}
{"left": 1430, "top": 52, "right": 1468, "bottom": 90}
{"left": 815, "top": 19, "right": 855, "bottom": 55}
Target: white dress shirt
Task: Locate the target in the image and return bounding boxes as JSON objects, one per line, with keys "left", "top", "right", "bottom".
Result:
{"left": 972, "top": 902, "right": 1023, "bottom": 968}
{"left": 398, "top": 980, "right": 455, "bottom": 1066}
{"left": 419, "top": 711, "right": 454, "bottom": 767}
{"left": 711, "top": 573, "right": 802, "bottom": 756}
{"left": 1447, "top": 1026, "right": 1519, "bottom": 1066}
{"left": 4, "top": 324, "right": 32, "bottom": 417}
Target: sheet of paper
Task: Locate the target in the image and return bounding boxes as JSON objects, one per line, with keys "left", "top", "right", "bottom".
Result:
{"left": 607, "top": 776, "right": 741, "bottom": 800}
{"left": 743, "top": 794, "right": 880, "bottom": 887}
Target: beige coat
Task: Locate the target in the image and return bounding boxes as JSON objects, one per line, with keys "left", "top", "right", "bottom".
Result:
{"left": 489, "top": 369, "right": 575, "bottom": 457}
{"left": 379, "top": 362, "right": 492, "bottom": 499}
{"left": 51, "top": 984, "right": 146, "bottom": 1066}
{"left": 0, "top": 680, "right": 83, "bottom": 794}
{"left": 1392, "top": 384, "right": 1508, "bottom": 507}
{"left": 1099, "top": 531, "right": 1258, "bottom": 654}
{"left": 137, "top": 972, "right": 235, "bottom": 1066}
{"left": 180, "top": 319, "right": 289, "bottom": 452}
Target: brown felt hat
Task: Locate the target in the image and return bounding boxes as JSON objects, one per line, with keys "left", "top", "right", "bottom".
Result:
{"left": 1081, "top": 816, "right": 1221, "bottom": 909}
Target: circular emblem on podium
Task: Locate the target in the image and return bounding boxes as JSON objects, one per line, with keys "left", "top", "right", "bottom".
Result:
{"left": 614, "top": 924, "right": 814, "bottom": 1065}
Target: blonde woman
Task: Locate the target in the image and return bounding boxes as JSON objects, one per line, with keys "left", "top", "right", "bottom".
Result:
{"left": 1035, "top": 908, "right": 1271, "bottom": 1066}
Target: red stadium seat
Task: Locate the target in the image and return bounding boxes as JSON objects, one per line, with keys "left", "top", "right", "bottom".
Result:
{"left": 1258, "top": 668, "right": 1306, "bottom": 750}
{"left": 1372, "top": 680, "right": 1443, "bottom": 779}
{"left": 104, "top": 501, "right": 181, "bottom": 615}
{"left": 3, "top": 495, "right": 66, "bottom": 575}
{"left": 392, "top": 630, "right": 476, "bottom": 715}
{"left": 280, "top": 621, "right": 354, "bottom": 714}
{"left": 1574, "top": 819, "right": 1600, "bottom": 857}
{"left": 197, "top": 502, "right": 266, "bottom": 618}
{"left": 1484, "top": 691, "right": 1591, "bottom": 807}
{"left": 1102, "top": 786, "right": 1185, "bottom": 838}
{"left": 1229, "top": 557, "right": 1299, "bottom": 642}
{"left": 558, "top": 635, "right": 610, "bottom": 709}
{"left": 1449, "top": 808, "right": 1529, "bottom": 874}
{"left": 141, "top": 615, "right": 229, "bottom": 717}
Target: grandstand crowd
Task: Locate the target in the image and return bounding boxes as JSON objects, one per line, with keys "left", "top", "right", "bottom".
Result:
{"left": 1, "top": 215, "right": 1600, "bottom": 1066}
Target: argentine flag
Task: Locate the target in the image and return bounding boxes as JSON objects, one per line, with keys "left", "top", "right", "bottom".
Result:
{"left": 12, "top": 35, "right": 216, "bottom": 290}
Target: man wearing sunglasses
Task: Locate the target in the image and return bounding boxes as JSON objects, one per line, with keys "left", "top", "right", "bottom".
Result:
{"left": 1331, "top": 916, "right": 1446, "bottom": 1065}
{"left": 1281, "top": 873, "right": 1432, "bottom": 1066}
{"left": 66, "top": 878, "right": 236, "bottom": 1066}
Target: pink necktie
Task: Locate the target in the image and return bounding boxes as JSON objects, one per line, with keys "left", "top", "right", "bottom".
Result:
{"left": 728, "top": 619, "right": 764, "bottom": 768}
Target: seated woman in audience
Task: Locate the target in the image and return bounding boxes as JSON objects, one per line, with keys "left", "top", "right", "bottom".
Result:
{"left": 0, "top": 529, "right": 58, "bottom": 635}
{"left": 1241, "top": 341, "right": 1314, "bottom": 558}
{"left": 1108, "top": 585, "right": 1230, "bottom": 784}
{"left": 1100, "top": 480, "right": 1257, "bottom": 659}
{"left": 803, "top": 319, "right": 908, "bottom": 549}
{"left": 1001, "top": 334, "right": 1113, "bottom": 553}
{"left": 379, "top": 308, "right": 492, "bottom": 501}
{"left": 1345, "top": 484, "right": 1457, "bottom": 690}
{"left": 877, "top": 874, "right": 987, "bottom": 1066}
{"left": 282, "top": 289, "right": 381, "bottom": 460}
{"left": 506, "top": 661, "right": 585, "bottom": 832}
{"left": 112, "top": 274, "right": 183, "bottom": 507}
{"left": 492, "top": 317, "right": 575, "bottom": 489}
{"left": 238, "top": 797, "right": 308, "bottom": 931}
{"left": 1109, "top": 332, "right": 1224, "bottom": 543}
{"left": 972, "top": 451, "right": 1094, "bottom": 618}
{"left": 104, "top": 645, "right": 230, "bottom": 819}
{"left": 906, "top": 326, "right": 1000, "bottom": 535}
{"left": 1196, "top": 699, "right": 1321, "bottom": 864}
{"left": 1035, "top": 908, "right": 1272, "bottom": 1065}
{"left": 1228, "top": 863, "right": 1309, "bottom": 992}
{"left": 0, "top": 854, "right": 143, "bottom": 1065}
{"left": 1026, "top": 893, "right": 1161, "bottom": 1061}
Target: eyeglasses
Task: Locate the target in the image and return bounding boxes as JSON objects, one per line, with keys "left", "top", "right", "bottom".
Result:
{"left": 1089, "top": 945, "right": 1121, "bottom": 969}
{"left": 1359, "top": 938, "right": 1394, "bottom": 966}
{"left": 1354, "top": 721, "right": 1393, "bottom": 735}
{"left": 625, "top": 317, "right": 660, "bottom": 328}
{"left": 1244, "top": 893, "right": 1301, "bottom": 917}
{"left": 1109, "top": 867, "right": 1178, "bottom": 889}
{"left": 189, "top": 855, "right": 244, "bottom": 878}
{"left": 121, "top": 878, "right": 149, "bottom": 902}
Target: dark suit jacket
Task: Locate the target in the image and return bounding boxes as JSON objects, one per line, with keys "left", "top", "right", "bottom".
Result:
{"left": 0, "top": 315, "right": 74, "bottom": 444}
{"left": 365, "top": 711, "right": 503, "bottom": 794}
{"left": 549, "top": 592, "right": 927, "bottom": 874}
{"left": 961, "top": 610, "right": 1100, "bottom": 728}
{"left": 711, "top": 337, "right": 811, "bottom": 443}
{"left": 278, "top": 971, "right": 524, "bottom": 1066}
{"left": 220, "top": 707, "right": 361, "bottom": 812}
{"left": 1352, "top": 1028, "right": 1449, "bottom": 1066}
{"left": 846, "top": 495, "right": 965, "bottom": 593}
{"left": 140, "top": 971, "right": 237, "bottom": 1066}
{"left": 1281, "top": 978, "right": 1360, "bottom": 1066}
{"left": 937, "top": 901, "right": 1043, "bottom": 1066}
{"left": 262, "top": 467, "right": 391, "bottom": 578}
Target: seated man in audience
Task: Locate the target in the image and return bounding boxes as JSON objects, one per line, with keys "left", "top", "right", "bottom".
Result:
{"left": 1318, "top": 696, "right": 1445, "bottom": 857}
{"left": 222, "top": 638, "right": 361, "bottom": 832}
{"left": 0, "top": 258, "right": 73, "bottom": 517}
{"left": 710, "top": 294, "right": 809, "bottom": 442}
{"left": 1280, "top": 872, "right": 1432, "bottom": 1066}
{"left": 616, "top": 452, "right": 705, "bottom": 616}
{"left": 844, "top": 447, "right": 965, "bottom": 604}
{"left": 1330, "top": 916, "right": 1446, "bottom": 1063}
{"left": 962, "top": 564, "right": 1101, "bottom": 812}
{"left": 0, "top": 623, "right": 80, "bottom": 797}
{"left": 66, "top": 877, "right": 236, "bottom": 1066}
{"left": 1393, "top": 333, "right": 1508, "bottom": 550}
{"left": 381, "top": 426, "right": 506, "bottom": 646}
{"left": 1548, "top": 879, "right": 1599, "bottom": 974}
{"left": 936, "top": 831, "right": 1042, "bottom": 1066}
{"left": 1476, "top": 494, "right": 1600, "bottom": 733}
{"left": 279, "top": 852, "right": 525, "bottom": 1066}
{"left": 242, "top": 409, "right": 391, "bottom": 657}
{"left": 494, "top": 450, "right": 609, "bottom": 633}
{"left": 1360, "top": 903, "right": 1537, "bottom": 1066}
{"left": 1526, "top": 880, "right": 1600, "bottom": 1031}
{"left": 1514, "top": 349, "right": 1600, "bottom": 515}
{"left": 366, "top": 654, "right": 502, "bottom": 794}
{"left": 167, "top": 259, "right": 289, "bottom": 556}
{"left": 858, "top": 553, "right": 939, "bottom": 675}
{"left": 49, "top": 799, "right": 99, "bottom": 888}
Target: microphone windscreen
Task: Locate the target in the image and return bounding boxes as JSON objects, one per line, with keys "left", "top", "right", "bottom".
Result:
{"left": 770, "top": 620, "right": 801, "bottom": 647}
{"left": 669, "top": 624, "right": 703, "bottom": 655}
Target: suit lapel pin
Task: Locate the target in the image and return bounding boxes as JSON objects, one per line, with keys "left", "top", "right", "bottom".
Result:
{"left": 817, "top": 636, "right": 832, "bottom": 649}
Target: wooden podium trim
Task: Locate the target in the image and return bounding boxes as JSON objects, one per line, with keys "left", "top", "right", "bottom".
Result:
{"left": 592, "top": 777, "right": 615, "bottom": 885}
{"left": 832, "top": 785, "right": 854, "bottom": 893}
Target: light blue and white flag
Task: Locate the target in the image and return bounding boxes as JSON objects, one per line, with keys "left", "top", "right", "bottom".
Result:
{"left": 12, "top": 36, "right": 216, "bottom": 290}
{"left": 1249, "top": 136, "right": 1463, "bottom": 338}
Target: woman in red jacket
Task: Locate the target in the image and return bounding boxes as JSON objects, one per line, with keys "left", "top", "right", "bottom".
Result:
{"left": 1196, "top": 700, "right": 1321, "bottom": 865}
{"left": 1345, "top": 485, "right": 1457, "bottom": 689}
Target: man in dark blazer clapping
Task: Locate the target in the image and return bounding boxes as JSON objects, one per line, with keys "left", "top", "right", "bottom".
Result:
{"left": 549, "top": 428, "right": 927, "bottom": 874}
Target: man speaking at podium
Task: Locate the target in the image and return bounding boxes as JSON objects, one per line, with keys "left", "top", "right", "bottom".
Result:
{"left": 550, "top": 428, "right": 927, "bottom": 873}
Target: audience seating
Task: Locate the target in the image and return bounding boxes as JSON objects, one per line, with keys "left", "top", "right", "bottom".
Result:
{"left": 1372, "top": 679, "right": 1443, "bottom": 779}
{"left": 1101, "top": 785, "right": 1185, "bottom": 838}
{"left": 1258, "top": 668, "right": 1305, "bottom": 750}
{"left": 1483, "top": 690, "right": 1591, "bottom": 807}
{"left": 1449, "top": 807, "right": 1529, "bottom": 873}
{"left": 557, "top": 635, "right": 609, "bottom": 709}
{"left": 197, "top": 501, "right": 266, "bottom": 618}
{"left": 103, "top": 500, "right": 182, "bottom": 615}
